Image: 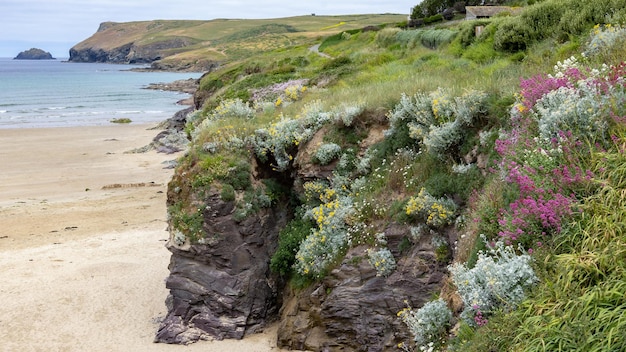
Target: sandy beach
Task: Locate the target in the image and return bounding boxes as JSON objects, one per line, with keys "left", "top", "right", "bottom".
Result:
{"left": 0, "top": 124, "right": 284, "bottom": 352}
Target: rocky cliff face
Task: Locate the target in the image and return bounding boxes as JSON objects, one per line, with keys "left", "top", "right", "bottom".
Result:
{"left": 153, "top": 112, "right": 453, "bottom": 350}
{"left": 150, "top": 100, "right": 456, "bottom": 350}
{"left": 277, "top": 226, "right": 448, "bottom": 351}
{"left": 155, "top": 183, "right": 291, "bottom": 344}
{"left": 69, "top": 37, "right": 191, "bottom": 64}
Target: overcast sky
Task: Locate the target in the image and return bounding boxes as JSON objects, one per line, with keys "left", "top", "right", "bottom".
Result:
{"left": 0, "top": 0, "right": 415, "bottom": 57}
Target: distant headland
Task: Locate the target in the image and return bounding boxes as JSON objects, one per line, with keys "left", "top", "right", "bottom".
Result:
{"left": 14, "top": 48, "right": 55, "bottom": 60}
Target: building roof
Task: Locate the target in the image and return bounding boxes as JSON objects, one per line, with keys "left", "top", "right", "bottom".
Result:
{"left": 466, "top": 6, "right": 523, "bottom": 18}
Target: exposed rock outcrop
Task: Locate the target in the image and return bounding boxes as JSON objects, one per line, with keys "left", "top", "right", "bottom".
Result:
{"left": 155, "top": 190, "right": 291, "bottom": 344}
{"left": 14, "top": 48, "right": 54, "bottom": 60}
{"left": 155, "top": 99, "right": 450, "bottom": 350}
{"left": 69, "top": 38, "right": 191, "bottom": 65}
{"left": 277, "top": 225, "right": 448, "bottom": 351}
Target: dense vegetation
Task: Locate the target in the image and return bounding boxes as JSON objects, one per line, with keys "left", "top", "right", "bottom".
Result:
{"left": 168, "top": 0, "right": 626, "bottom": 350}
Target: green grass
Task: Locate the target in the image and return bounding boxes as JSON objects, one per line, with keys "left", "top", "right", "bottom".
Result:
{"left": 77, "top": 14, "right": 409, "bottom": 67}
{"left": 164, "top": 1, "right": 626, "bottom": 348}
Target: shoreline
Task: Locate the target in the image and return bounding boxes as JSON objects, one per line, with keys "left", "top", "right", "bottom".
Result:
{"left": 0, "top": 123, "right": 284, "bottom": 351}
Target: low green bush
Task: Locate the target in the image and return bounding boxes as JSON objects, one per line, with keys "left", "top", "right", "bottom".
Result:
{"left": 270, "top": 215, "right": 315, "bottom": 277}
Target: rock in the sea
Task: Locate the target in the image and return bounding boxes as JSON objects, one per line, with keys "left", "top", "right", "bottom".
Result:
{"left": 14, "top": 48, "right": 55, "bottom": 60}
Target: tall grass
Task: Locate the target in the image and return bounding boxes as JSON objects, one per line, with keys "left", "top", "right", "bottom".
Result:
{"left": 395, "top": 28, "right": 458, "bottom": 50}
{"left": 455, "top": 115, "right": 626, "bottom": 352}
{"left": 510, "top": 125, "right": 626, "bottom": 351}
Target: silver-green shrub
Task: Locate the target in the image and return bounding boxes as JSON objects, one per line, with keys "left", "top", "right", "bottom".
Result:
{"left": 387, "top": 89, "right": 487, "bottom": 158}
{"left": 449, "top": 238, "right": 538, "bottom": 327}
{"left": 294, "top": 193, "right": 354, "bottom": 277}
{"left": 584, "top": 24, "right": 626, "bottom": 57}
{"left": 191, "top": 98, "right": 254, "bottom": 141}
{"left": 314, "top": 143, "right": 342, "bottom": 165}
{"left": 533, "top": 83, "right": 608, "bottom": 142}
{"left": 332, "top": 102, "right": 365, "bottom": 127}
{"left": 367, "top": 247, "right": 397, "bottom": 277}
{"left": 251, "top": 100, "right": 331, "bottom": 171}
{"left": 398, "top": 298, "right": 452, "bottom": 349}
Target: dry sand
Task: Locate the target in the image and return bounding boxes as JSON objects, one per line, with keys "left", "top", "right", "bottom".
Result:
{"left": 0, "top": 124, "right": 284, "bottom": 352}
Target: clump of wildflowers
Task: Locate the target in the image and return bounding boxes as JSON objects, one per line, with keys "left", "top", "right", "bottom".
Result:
{"left": 294, "top": 187, "right": 354, "bottom": 277}
{"left": 449, "top": 238, "right": 538, "bottom": 327}
{"left": 584, "top": 23, "right": 626, "bottom": 57}
{"left": 251, "top": 100, "right": 331, "bottom": 171}
{"left": 518, "top": 55, "right": 626, "bottom": 143}
{"left": 367, "top": 247, "right": 397, "bottom": 277}
{"left": 251, "top": 79, "right": 309, "bottom": 107}
{"left": 406, "top": 188, "right": 457, "bottom": 227}
{"left": 494, "top": 56, "right": 626, "bottom": 247}
{"left": 398, "top": 298, "right": 452, "bottom": 350}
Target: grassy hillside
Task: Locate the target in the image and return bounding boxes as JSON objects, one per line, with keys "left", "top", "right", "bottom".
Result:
{"left": 72, "top": 14, "right": 408, "bottom": 66}
{"left": 167, "top": 0, "right": 626, "bottom": 350}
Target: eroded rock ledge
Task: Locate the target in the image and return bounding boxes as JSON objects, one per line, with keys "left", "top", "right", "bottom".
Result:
{"left": 154, "top": 191, "right": 289, "bottom": 344}
{"left": 277, "top": 225, "right": 448, "bottom": 351}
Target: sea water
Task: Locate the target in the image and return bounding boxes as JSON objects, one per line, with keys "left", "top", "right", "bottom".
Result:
{"left": 0, "top": 58, "right": 202, "bottom": 128}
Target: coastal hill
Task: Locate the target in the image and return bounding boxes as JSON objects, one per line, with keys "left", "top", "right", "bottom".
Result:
{"left": 68, "top": 1, "right": 626, "bottom": 350}
{"left": 14, "top": 48, "right": 55, "bottom": 60}
{"left": 68, "top": 14, "right": 407, "bottom": 71}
